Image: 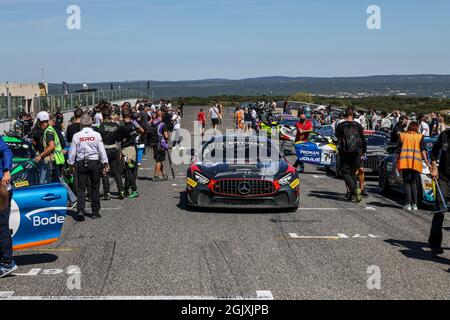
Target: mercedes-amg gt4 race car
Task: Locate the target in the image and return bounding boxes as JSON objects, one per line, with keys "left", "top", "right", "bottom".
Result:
{"left": 186, "top": 135, "right": 300, "bottom": 210}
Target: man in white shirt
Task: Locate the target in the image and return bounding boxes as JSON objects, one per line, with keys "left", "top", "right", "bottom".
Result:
{"left": 94, "top": 111, "right": 103, "bottom": 125}
{"left": 420, "top": 116, "right": 430, "bottom": 137}
{"left": 209, "top": 104, "right": 220, "bottom": 131}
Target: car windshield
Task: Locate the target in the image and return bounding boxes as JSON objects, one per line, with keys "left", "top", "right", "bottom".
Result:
{"left": 202, "top": 137, "right": 280, "bottom": 164}
{"left": 365, "top": 134, "right": 389, "bottom": 146}
{"left": 316, "top": 126, "right": 334, "bottom": 137}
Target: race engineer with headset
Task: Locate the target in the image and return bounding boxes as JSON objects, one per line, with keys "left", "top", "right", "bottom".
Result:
{"left": 68, "top": 114, "right": 109, "bottom": 221}
{"left": 0, "top": 136, "right": 15, "bottom": 277}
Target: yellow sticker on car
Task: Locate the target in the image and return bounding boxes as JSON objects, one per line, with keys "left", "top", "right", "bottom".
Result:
{"left": 14, "top": 180, "right": 29, "bottom": 188}
{"left": 290, "top": 178, "right": 300, "bottom": 189}
{"left": 187, "top": 177, "right": 198, "bottom": 188}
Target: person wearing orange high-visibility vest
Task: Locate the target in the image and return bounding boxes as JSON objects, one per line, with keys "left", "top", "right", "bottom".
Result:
{"left": 396, "top": 121, "right": 431, "bottom": 211}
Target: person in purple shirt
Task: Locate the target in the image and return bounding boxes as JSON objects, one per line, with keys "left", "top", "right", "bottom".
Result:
{"left": 0, "top": 136, "right": 16, "bottom": 278}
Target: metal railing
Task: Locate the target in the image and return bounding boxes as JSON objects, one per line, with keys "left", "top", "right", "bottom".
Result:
{"left": 0, "top": 96, "right": 26, "bottom": 121}
{"left": 34, "top": 89, "right": 149, "bottom": 113}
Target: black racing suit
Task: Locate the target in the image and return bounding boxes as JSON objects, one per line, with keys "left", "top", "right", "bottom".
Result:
{"left": 99, "top": 120, "right": 124, "bottom": 195}
{"left": 429, "top": 129, "right": 450, "bottom": 250}
{"left": 119, "top": 122, "right": 139, "bottom": 193}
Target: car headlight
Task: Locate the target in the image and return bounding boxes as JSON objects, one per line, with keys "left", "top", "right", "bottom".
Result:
{"left": 194, "top": 172, "right": 210, "bottom": 184}
{"left": 278, "top": 172, "right": 293, "bottom": 185}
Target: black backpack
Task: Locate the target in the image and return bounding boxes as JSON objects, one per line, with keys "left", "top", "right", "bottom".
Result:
{"left": 147, "top": 122, "right": 159, "bottom": 147}
{"left": 341, "top": 122, "right": 362, "bottom": 153}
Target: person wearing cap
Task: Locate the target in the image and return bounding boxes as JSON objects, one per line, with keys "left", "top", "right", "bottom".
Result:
{"left": 34, "top": 111, "right": 66, "bottom": 184}
{"left": 68, "top": 114, "right": 109, "bottom": 221}
{"left": 0, "top": 136, "right": 16, "bottom": 277}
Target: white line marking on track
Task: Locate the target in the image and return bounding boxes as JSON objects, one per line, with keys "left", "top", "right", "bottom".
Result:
{"left": 256, "top": 290, "right": 274, "bottom": 300}
{"left": 0, "top": 292, "right": 14, "bottom": 298}
{"left": 288, "top": 233, "right": 380, "bottom": 240}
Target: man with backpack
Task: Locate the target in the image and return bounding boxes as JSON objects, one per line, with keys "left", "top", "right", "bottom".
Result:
{"left": 209, "top": 104, "right": 220, "bottom": 132}
{"left": 335, "top": 107, "right": 367, "bottom": 203}
{"left": 149, "top": 110, "right": 170, "bottom": 181}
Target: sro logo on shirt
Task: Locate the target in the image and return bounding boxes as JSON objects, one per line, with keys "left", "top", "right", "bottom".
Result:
{"left": 79, "top": 137, "right": 96, "bottom": 142}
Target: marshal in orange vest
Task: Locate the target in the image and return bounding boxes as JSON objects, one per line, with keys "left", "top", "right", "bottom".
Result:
{"left": 397, "top": 132, "right": 424, "bottom": 173}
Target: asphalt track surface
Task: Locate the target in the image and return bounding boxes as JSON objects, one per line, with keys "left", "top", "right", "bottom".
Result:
{"left": 1, "top": 106, "right": 449, "bottom": 300}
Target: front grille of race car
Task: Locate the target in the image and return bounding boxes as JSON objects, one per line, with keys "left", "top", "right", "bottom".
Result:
{"left": 213, "top": 179, "right": 275, "bottom": 196}
{"left": 365, "top": 155, "right": 381, "bottom": 171}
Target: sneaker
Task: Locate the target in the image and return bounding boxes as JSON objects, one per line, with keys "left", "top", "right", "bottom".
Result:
{"left": 345, "top": 191, "right": 351, "bottom": 200}
{"left": 0, "top": 261, "right": 18, "bottom": 278}
{"left": 403, "top": 204, "right": 412, "bottom": 211}
{"left": 361, "top": 190, "right": 369, "bottom": 198}
{"left": 411, "top": 203, "right": 418, "bottom": 211}
{"left": 128, "top": 191, "right": 139, "bottom": 199}
{"left": 75, "top": 210, "right": 85, "bottom": 222}
{"left": 154, "top": 176, "right": 163, "bottom": 182}
{"left": 91, "top": 212, "right": 101, "bottom": 219}
{"left": 163, "top": 175, "right": 169, "bottom": 181}
{"left": 102, "top": 193, "right": 111, "bottom": 201}
{"left": 354, "top": 188, "right": 362, "bottom": 203}
{"left": 123, "top": 190, "right": 130, "bottom": 197}
{"left": 118, "top": 192, "right": 125, "bottom": 200}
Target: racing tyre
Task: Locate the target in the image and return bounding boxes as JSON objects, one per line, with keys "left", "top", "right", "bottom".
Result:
{"left": 378, "top": 163, "right": 390, "bottom": 194}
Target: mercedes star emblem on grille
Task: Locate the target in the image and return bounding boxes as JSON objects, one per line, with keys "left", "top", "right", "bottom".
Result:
{"left": 238, "top": 181, "right": 251, "bottom": 195}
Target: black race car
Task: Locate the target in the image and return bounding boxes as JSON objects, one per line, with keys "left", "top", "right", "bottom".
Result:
{"left": 186, "top": 135, "right": 300, "bottom": 210}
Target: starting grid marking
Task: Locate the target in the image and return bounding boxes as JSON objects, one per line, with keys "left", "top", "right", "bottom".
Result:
{"left": 288, "top": 233, "right": 381, "bottom": 240}
{"left": 0, "top": 291, "right": 274, "bottom": 301}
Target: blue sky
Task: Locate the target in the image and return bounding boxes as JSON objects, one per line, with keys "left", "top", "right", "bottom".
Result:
{"left": 1, "top": 0, "right": 449, "bottom": 82}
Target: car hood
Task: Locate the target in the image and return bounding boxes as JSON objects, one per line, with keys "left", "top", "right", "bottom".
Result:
{"left": 366, "top": 145, "right": 388, "bottom": 155}
{"left": 195, "top": 160, "right": 288, "bottom": 179}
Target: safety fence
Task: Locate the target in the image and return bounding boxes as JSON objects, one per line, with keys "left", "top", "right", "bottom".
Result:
{"left": 34, "top": 89, "right": 148, "bottom": 113}
{"left": 0, "top": 89, "right": 148, "bottom": 122}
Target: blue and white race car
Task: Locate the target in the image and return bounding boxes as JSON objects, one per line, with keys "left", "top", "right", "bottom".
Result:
{"left": 9, "top": 160, "right": 68, "bottom": 250}
{"left": 294, "top": 132, "right": 337, "bottom": 167}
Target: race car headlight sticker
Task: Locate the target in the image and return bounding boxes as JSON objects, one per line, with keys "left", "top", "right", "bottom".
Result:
{"left": 187, "top": 177, "right": 198, "bottom": 188}
{"left": 278, "top": 173, "right": 293, "bottom": 185}
{"left": 194, "top": 172, "right": 210, "bottom": 184}
{"left": 290, "top": 178, "right": 300, "bottom": 189}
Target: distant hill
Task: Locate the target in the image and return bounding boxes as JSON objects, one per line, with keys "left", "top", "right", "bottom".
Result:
{"left": 48, "top": 75, "right": 450, "bottom": 98}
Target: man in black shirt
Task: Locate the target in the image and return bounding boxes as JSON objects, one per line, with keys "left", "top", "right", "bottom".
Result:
{"left": 335, "top": 107, "right": 367, "bottom": 203}
{"left": 99, "top": 108, "right": 125, "bottom": 200}
{"left": 66, "top": 108, "right": 83, "bottom": 144}
{"left": 119, "top": 109, "right": 144, "bottom": 198}
{"left": 390, "top": 116, "right": 409, "bottom": 145}
{"left": 178, "top": 99, "right": 184, "bottom": 118}
{"left": 55, "top": 108, "right": 64, "bottom": 131}
{"left": 429, "top": 129, "right": 450, "bottom": 256}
